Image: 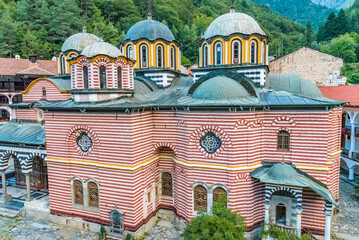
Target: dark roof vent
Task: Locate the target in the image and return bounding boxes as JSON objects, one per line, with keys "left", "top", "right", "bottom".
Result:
{"left": 29, "top": 54, "right": 37, "bottom": 64}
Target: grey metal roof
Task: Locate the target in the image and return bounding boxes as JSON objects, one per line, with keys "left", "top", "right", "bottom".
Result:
{"left": 0, "top": 122, "right": 45, "bottom": 145}
{"left": 61, "top": 32, "right": 100, "bottom": 52}
{"left": 203, "top": 12, "right": 266, "bottom": 39}
{"left": 125, "top": 20, "right": 175, "bottom": 41}
{"left": 47, "top": 77, "right": 71, "bottom": 91}
{"left": 81, "top": 41, "right": 121, "bottom": 58}
{"left": 41, "top": 71, "right": 343, "bottom": 111}
{"left": 250, "top": 161, "right": 337, "bottom": 206}
{"left": 267, "top": 73, "right": 323, "bottom": 99}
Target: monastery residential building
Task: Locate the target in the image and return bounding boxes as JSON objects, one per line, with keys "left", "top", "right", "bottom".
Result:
{"left": 0, "top": 6, "right": 342, "bottom": 240}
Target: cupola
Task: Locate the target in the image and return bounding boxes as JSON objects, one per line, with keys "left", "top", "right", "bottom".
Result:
{"left": 69, "top": 40, "right": 135, "bottom": 102}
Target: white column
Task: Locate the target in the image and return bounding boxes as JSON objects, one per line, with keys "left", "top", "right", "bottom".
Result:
{"left": 25, "top": 173, "right": 32, "bottom": 202}
{"left": 349, "top": 123, "right": 356, "bottom": 158}
{"left": 264, "top": 202, "right": 270, "bottom": 224}
{"left": 296, "top": 207, "right": 303, "bottom": 237}
{"left": 324, "top": 207, "right": 333, "bottom": 240}
{"left": 207, "top": 190, "right": 213, "bottom": 213}
{"left": 349, "top": 166, "right": 355, "bottom": 180}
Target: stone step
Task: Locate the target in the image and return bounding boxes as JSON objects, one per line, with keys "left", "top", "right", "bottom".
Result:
{"left": 0, "top": 207, "right": 21, "bottom": 218}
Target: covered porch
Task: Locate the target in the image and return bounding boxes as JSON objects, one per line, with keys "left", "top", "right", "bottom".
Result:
{"left": 251, "top": 162, "right": 337, "bottom": 240}
{"left": 0, "top": 122, "right": 48, "bottom": 215}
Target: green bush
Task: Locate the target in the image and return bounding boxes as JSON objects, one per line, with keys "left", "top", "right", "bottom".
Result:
{"left": 98, "top": 225, "right": 107, "bottom": 240}
{"left": 182, "top": 195, "right": 246, "bottom": 240}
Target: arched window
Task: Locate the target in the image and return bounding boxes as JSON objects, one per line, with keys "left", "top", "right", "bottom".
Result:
{"left": 232, "top": 40, "right": 242, "bottom": 64}
{"left": 127, "top": 45, "right": 133, "bottom": 60}
{"left": 42, "top": 87, "right": 46, "bottom": 98}
{"left": 117, "top": 66, "right": 122, "bottom": 89}
{"left": 60, "top": 55, "right": 66, "bottom": 74}
{"left": 194, "top": 185, "right": 207, "bottom": 212}
{"left": 162, "top": 172, "right": 173, "bottom": 196}
{"left": 83, "top": 66, "right": 88, "bottom": 89}
{"left": 277, "top": 130, "right": 290, "bottom": 151}
{"left": 110, "top": 211, "right": 123, "bottom": 234}
{"left": 99, "top": 66, "right": 106, "bottom": 89}
{"left": 170, "top": 46, "right": 176, "bottom": 69}
{"left": 250, "top": 40, "right": 258, "bottom": 64}
{"left": 213, "top": 187, "right": 227, "bottom": 203}
{"left": 156, "top": 44, "right": 164, "bottom": 68}
{"left": 214, "top": 42, "right": 222, "bottom": 66}
{"left": 140, "top": 44, "right": 148, "bottom": 68}
{"left": 202, "top": 44, "right": 208, "bottom": 67}
{"left": 88, "top": 182, "right": 99, "bottom": 207}
{"left": 73, "top": 180, "right": 84, "bottom": 205}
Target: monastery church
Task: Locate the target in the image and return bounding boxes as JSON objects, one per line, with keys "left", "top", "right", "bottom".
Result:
{"left": 0, "top": 5, "right": 343, "bottom": 240}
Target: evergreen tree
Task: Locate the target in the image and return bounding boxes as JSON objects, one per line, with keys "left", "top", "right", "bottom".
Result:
{"left": 336, "top": 9, "right": 349, "bottom": 36}
{"left": 49, "top": 0, "right": 83, "bottom": 45}
{"left": 323, "top": 12, "right": 337, "bottom": 41}
{"left": 304, "top": 21, "right": 315, "bottom": 47}
{"left": 0, "top": 10, "right": 18, "bottom": 57}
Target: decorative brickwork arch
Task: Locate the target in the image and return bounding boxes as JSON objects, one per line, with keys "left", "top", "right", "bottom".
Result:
{"left": 0, "top": 150, "right": 21, "bottom": 170}
{"left": 233, "top": 173, "right": 251, "bottom": 183}
{"left": 23, "top": 152, "right": 46, "bottom": 173}
{"left": 235, "top": 119, "right": 264, "bottom": 129}
{"left": 271, "top": 116, "right": 296, "bottom": 127}
{"left": 153, "top": 142, "right": 177, "bottom": 156}
{"left": 265, "top": 186, "right": 302, "bottom": 207}
{"left": 66, "top": 125, "right": 100, "bottom": 156}
{"left": 190, "top": 125, "right": 231, "bottom": 158}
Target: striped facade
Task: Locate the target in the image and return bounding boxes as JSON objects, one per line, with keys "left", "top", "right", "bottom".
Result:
{"left": 44, "top": 109, "right": 341, "bottom": 234}
{"left": 22, "top": 79, "right": 71, "bottom": 102}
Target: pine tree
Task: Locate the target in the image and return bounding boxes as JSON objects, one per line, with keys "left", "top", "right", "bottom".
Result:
{"left": 0, "top": 10, "right": 18, "bottom": 57}
{"left": 336, "top": 9, "right": 349, "bottom": 36}
{"left": 304, "top": 21, "right": 315, "bottom": 47}
{"left": 49, "top": 0, "right": 83, "bottom": 45}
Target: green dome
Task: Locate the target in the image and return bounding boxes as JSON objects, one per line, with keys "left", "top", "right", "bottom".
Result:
{"left": 203, "top": 12, "right": 266, "bottom": 39}
{"left": 61, "top": 31, "right": 100, "bottom": 52}
{"left": 125, "top": 20, "right": 175, "bottom": 41}
{"left": 81, "top": 41, "right": 121, "bottom": 58}
{"left": 192, "top": 75, "right": 251, "bottom": 100}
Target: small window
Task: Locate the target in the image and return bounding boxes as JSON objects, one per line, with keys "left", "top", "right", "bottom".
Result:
{"left": 170, "top": 46, "right": 176, "bottom": 69}
{"left": 250, "top": 40, "right": 258, "bottom": 64}
{"left": 214, "top": 42, "right": 222, "bottom": 65}
{"left": 140, "top": 44, "right": 148, "bottom": 68}
{"left": 157, "top": 45, "right": 163, "bottom": 68}
{"left": 162, "top": 172, "right": 173, "bottom": 196}
{"left": 232, "top": 40, "right": 241, "bottom": 64}
{"left": 277, "top": 130, "right": 290, "bottom": 151}
{"left": 147, "top": 191, "right": 151, "bottom": 202}
{"left": 127, "top": 45, "right": 133, "bottom": 60}
{"left": 99, "top": 66, "right": 106, "bottom": 89}
{"left": 88, "top": 182, "right": 99, "bottom": 207}
{"left": 117, "top": 67, "right": 122, "bottom": 89}
{"left": 60, "top": 55, "right": 66, "bottom": 74}
{"left": 213, "top": 187, "right": 227, "bottom": 203}
{"left": 83, "top": 66, "right": 88, "bottom": 89}
{"left": 203, "top": 44, "right": 208, "bottom": 67}
{"left": 73, "top": 180, "right": 84, "bottom": 205}
{"left": 194, "top": 185, "right": 207, "bottom": 212}
{"left": 42, "top": 87, "right": 46, "bottom": 98}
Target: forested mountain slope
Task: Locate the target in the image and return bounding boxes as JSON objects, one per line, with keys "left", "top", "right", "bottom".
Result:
{"left": 311, "top": 0, "right": 354, "bottom": 10}
{"left": 0, "top": 0, "right": 304, "bottom": 64}
{"left": 251, "top": 0, "right": 334, "bottom": 29}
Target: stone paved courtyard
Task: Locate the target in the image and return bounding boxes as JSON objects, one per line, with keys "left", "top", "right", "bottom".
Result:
{"left": 332, "top": 178, "right": 359, "bottom": 239}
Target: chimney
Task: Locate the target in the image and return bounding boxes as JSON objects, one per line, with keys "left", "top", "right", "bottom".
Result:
{"left": 29, "top": 54, "right": 37, "bottom": 64}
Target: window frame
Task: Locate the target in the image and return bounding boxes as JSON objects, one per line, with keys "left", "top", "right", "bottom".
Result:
{"left": 156, "top": 44, "right": 164, "bottom": 68}
{"left": 170, "top": 46, "right": 176, "bottom": 69}
{"left": 213, "top": 41, "right": 223, "bottom": 66}
{"left": 250, "top": 39, "right": 258, "bottom": 64}
{"left": 127, "top": 45, "right": 133, "bottom": 60}
{"left": 161, "top": 172, "right": 173, "bottom": 197}
{"left": 83, "top": 66, "right": 89, "bottom": 89}
{"left": 232, "top": 40, "right": 242, "bottom": 64}
{"left": 277, "top": 130, "right": 290, "bottom": 151}
{"left": 117, "top": 66, "right": 122, "bottom": 89}
{"left": 99, "top": 65, "right": 107, "bottom": 89}
{"left": 140, "top": 44, "right": 148, "bottom": 68}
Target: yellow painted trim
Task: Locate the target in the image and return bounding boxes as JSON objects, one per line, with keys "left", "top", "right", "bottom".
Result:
{"left": 70, "top": 55, "right": 135, "bottom": 66}
{"left": 66, "top": 51, "right": 78, "bottom": 74}
{"left": 58, "top": 52, "right": 64, "bottom": 74}
{"left": 169, "top": 43, "right": 180, "bottom": 71}
{"left": 46, "top": 154, "right": 329, "bottom": 172}
{"left": 210, "top": 38, "right": 225, "bottom": 66}
{"left": 248, "top": 36, "right": 262, "bottom": 64}
{"left": 228, "top": 36, "right": 245, "bottom": 64}
{"left": 21, "top": 78, "right": 71, "bottom": 95}
{"left": 135, "top": 41, "right": 150, "bottom": 68}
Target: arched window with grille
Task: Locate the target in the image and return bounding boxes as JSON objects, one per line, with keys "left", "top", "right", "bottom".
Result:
{"left": 88, "top": 181, "right": 99, "bottom": 207}
{"left": 232, "top": 40, "right": 241, "bottom": 64}
{"left": 202, "top": 44, "right": 208, "bottom": 67}
{"left": 161, "top": 172, "right": 173, "bottom": 196}
{"left": 99, "top": 66, "right": 106, "bottom": 89}
{"left": 277, "top": 130, "right": 290, "bottom": 151}
{"left": 213, "top": 186, "right": 227, "bottom": 203}
{"left": 42, "top": 87, "right": 46, "bottom": 98}
{"left": 170, "top": 46, "right": 176, "bottom": 69}
{"left": 117, "top": 67, "right": 122, "bottom": 89}
{"left": 83, "top": 66, "right": 88, "bottom": 89}
{"left": 140, "top": 44, "right": 148, "bottom": 68}
{"left": 194, "top": 185, "right": 207, "bottom": 212}
{"left": 250, "top": 40, "right": 258, "bottom": 64}
{"left": 156, "top": 44, "right": 164, "bottom": 68}
{"left": 73, "top": 180, "right": 84, "bottom": 205}
{"left": 214, "top": 42, "right": 222, "bottom": 66}
{"left": 127, "top": 45, "right": 133, "bottom": 60}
